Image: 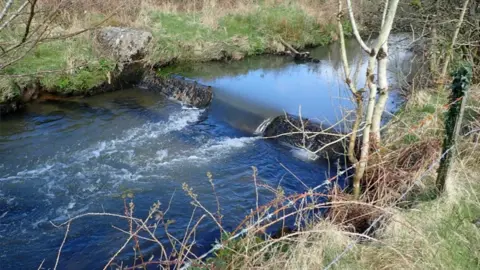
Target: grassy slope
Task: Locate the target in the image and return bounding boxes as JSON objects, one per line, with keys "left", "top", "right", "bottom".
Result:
{"left": 0, "top": 3, "right": 338, "bottom": 103}
{"left": 289, "top": 90, "right": 480, "bottom": 269}
{"left": 337, "top": 168, "right": 480, "bottom": 270}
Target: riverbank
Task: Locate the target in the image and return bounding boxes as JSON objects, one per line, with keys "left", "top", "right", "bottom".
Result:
{"left": 0, "top": 0, "right": 347, "bottom": 115}
{"left": 201, "top": 86, "right": 480, "bottom": 269}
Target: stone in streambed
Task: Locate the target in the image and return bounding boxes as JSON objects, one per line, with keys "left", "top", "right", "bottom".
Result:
{"left": 262, "top": 114, "right": 346, "bottom": 159}
{"left": 141, "top": 74, "right": 213, "bottom": 108}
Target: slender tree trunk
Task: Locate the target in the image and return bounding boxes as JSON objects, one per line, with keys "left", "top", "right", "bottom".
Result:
{"left": 0, "top": 0, "right": 14, "bottom": 23}
{"left": 353, "top": 55, "right": 377, "bottom": 198}
{"left": 337, "top": 0, "right": 363, "bottom": 165}
{"left": 439, "top": 0, "right": 470, "bottom": 85}
{"left": 371, "top": 43, "right": 389, "bottom": 142}
{"left": 430, "top": 25, "right": 438, "bottom": 74}
{"left": 370, "top": 0, "right": 399, "bottom": 143}
{"left": 346, "top": 0, "right": 371, "bottom": 54}
{"left": 349, "top": 93, "right": 363, "bottom": 164}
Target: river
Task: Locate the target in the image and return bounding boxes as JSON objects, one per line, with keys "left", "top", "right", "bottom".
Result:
{"left": 0, "top": 35, "right": 414, "bottom": 269}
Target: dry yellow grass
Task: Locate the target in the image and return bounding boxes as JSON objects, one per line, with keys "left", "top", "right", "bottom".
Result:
{"left": 38, "top": 0, "right": 340, "bottom": 30}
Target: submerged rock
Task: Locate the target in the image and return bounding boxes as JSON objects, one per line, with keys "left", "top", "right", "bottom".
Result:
{"left": 96, "top": 27, "right": 153, "bottom": 69}
{"left": 262, "top": 114, "right": 346, "bottom": 159}
{"left": 141, "top": 74, "right": 213, "bottom": 108}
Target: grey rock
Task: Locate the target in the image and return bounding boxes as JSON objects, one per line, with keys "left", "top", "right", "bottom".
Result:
{"left": 141, "top": 74, "right": 213, "bottom": 108}
{"left": 96, "top": 27, "right": 152, "bottom": 69}
{"left": 263, "top": 114, "right": 346, "bottom": 159}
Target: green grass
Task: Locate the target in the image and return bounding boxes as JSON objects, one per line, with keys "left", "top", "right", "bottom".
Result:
{"left": 0, "top": 77, "right": 20, "bottom": 103}
{"left": 2, "top": 36, "right": 115, "bottom": 95}
{"left": 146, "top": 4, "right": 337, "bottom": 63}
{"left": 0, "top": 35, "right": 115, "bottom": 102}
{"left": 385, "top": 89, "right": 449, "bottom": 147}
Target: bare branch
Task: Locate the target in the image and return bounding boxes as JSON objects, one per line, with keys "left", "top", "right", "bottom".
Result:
{"left": 0, "top": 0, "right": 13, "bottom": 22}
{"left": 0, "top": 0, "right": 29, "bottom": 32}
{"left": 54, "top": 221, "right": 71, "bottom": 270}
{"left": 21, "top": 0, "right": 38, "bottom": 43}
{"left": 346, "top": 0, "right": 371, "bottom": 53}
{"left": 374, "top": 0, "right": 399, "bottom": 51}
{"left": 440, "top": 0, "right": 470, "bottom": 83}
{"left": 0, "top": 22, "right": 50, "bottom": 70}
{"left": 278, "top": 37, "right": 299, "bottom": 54}
{"left": 337, "top": 0, "right": 357, "bottom": 95}
{"left": 104, "top": 226, "right": 143, "bottom": 270}
{"left": 313, "top": 127, "right": 364, "bottom": 155}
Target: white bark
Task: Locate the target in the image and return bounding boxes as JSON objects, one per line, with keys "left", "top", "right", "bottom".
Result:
{"left": 381, "top": 0, "right": 389, "bottom": 28}
{"left": 337, "top": 0, "right": 356, "bottom": 95}
{"left": 373, "top": 0, "right": 399, "bottom": 52}
{"left": 353, "top": 55, "right": 377, "bottom": 198}
{"left": 371, "top": 42, "right": 389, "bottom": 141}
{"left": 338, "top": 0, "right": 362, "bottom": 169}
{"left": 440, "top": 0, "right": 470, "bottom": 83}
{"left": 346, "top": 0, "right": 371, "bottom": 53}
{"left": 344, "top": 0, "right": 400, "bottom": 197}
{"left": 370, "top": 0, "right": 399, "bottom": 142}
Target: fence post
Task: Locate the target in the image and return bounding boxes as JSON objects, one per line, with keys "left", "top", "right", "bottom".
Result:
{"left": 436, "top": 65, "right": 472, "bottom": 192}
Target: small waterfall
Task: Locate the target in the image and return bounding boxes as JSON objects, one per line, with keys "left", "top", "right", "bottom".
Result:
{"left": 254, "top": 117, "right": 274, "bottom": 135}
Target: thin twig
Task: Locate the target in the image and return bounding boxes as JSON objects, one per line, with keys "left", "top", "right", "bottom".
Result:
{"left": 54, "top": 221, "right": 71, "bottom": 270}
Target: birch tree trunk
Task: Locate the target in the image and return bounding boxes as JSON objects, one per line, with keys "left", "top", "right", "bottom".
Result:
{"left": 353, "top": 55, "right": 377, "bottom": 198}
{"left": 345, "top": 0, "right": 399, "bottom": 198}
{"left": 371, "top": 0, "right": 399, "bottom": 142}
{"left": 337, "top": 0, "right": 363, "bottom": 165}
{"left": 371, "top": 43, "right": 389, "bottom": 142}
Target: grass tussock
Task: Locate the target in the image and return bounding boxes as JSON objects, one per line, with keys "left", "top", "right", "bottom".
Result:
{"left": 343, "top": 166, "right": 480, "bottom": 270}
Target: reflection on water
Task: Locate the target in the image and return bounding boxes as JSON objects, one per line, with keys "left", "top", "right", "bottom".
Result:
{"left": 178, "top": 34, "right": 415, "bottom": 128}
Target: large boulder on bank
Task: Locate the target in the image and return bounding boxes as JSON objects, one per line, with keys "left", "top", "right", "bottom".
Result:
{"left": 96, "top": 27, "right": 152, "bottom": 69}
{"left": 141, "top": 74, "right": 213, "bottom": 108}
{"left": 263, "top": 114, "right": 346, "bottom": 158}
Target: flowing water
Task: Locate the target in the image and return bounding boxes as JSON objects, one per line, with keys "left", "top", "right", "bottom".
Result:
{"left": 0, "top": 35, "right": 415, "bottom": 269}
